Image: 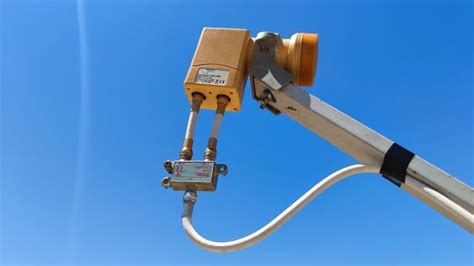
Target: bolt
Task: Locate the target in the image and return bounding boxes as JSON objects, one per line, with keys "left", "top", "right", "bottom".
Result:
{"left": 161, "top": 176, "right": 171, "bottom": 189}
{"left": 259, "top": 90, "right": 275, "bottom": 109}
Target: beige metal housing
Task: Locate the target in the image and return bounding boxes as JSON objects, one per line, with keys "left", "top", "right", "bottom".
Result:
{"left": 184, "top": 28, "right": 251, "bottom": 112}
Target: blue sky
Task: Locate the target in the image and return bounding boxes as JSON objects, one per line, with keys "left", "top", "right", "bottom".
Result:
{"left": 1, "top": 0, "right": 472, "bottom": 265}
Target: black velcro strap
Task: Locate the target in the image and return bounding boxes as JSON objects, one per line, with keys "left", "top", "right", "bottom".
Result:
{"left": 380, "top": 143, "right": 415, "bottom": 187}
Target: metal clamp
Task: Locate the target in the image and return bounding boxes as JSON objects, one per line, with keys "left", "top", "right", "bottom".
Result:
{"left": 249, "top": 32, "right": 294, "bottom": 115}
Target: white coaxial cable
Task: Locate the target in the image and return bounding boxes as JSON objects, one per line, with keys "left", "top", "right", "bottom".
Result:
{"left": 182, "top": 164, "right": 380, "bottom": 252}
{"left": 182, "top": 164, "right": 474, "bottom": 252}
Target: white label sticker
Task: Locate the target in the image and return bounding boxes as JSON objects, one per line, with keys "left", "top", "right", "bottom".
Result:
{"left": 171, "top": 161, "right": 214, "bottom": 183}
{"left": 195, "top": 68, "right": 228, "bottom": 86}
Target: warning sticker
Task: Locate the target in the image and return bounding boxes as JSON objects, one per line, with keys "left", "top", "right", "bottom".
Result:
{"left": 195, "top": 68, "right": 229, "bottom": 86}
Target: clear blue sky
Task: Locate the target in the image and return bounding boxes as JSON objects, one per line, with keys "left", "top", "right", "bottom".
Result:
{"left": 1, "top": 0, "right": 472, "bottom": 265}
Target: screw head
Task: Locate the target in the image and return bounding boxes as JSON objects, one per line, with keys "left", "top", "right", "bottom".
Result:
{"left": 161, "top": 176, "right": 171, "bottom": 189}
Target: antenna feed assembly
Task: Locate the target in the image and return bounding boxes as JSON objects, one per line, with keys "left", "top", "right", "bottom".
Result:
{"left": 182, "top": 28, "right": 319, "bottom": 112}
{"left": 162, "top": 28, "right": 319, "bottom": 193}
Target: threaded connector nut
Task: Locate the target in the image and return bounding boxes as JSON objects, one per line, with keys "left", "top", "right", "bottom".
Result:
{"left": 183, "top": 191, "right": 197, "bottom": 204}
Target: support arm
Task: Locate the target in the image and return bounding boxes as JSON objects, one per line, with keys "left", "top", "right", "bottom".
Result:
{"left": 252, "top": 82, "right": 473, "bottom": 232}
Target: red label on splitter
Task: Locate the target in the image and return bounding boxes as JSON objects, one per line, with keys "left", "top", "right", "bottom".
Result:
{"left": 172, "top": 161, "right": 214, "bottom": 183}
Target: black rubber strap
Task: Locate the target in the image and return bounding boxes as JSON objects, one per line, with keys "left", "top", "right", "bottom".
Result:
{"left": 380, "top": 143, "right": 415, "bottom": 187}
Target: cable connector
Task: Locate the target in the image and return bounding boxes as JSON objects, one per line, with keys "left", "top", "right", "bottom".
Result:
{"left": 182, "top": 191, "right": 197, "bottom": 218}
